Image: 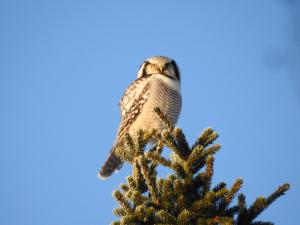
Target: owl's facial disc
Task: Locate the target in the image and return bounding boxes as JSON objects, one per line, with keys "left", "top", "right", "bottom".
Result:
{"left": 137, "top": 56, "right": 180, "bottom": 81}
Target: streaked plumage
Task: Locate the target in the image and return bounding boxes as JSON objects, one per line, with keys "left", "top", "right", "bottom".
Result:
{"left": 99, "top": 56, "right": 182, "bottom": 178}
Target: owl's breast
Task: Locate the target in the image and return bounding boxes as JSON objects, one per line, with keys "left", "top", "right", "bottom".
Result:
{"left": 128, "top": 76, "right": 181, "bottom": 135}
{"left": 149, "top": 77, "right": 182, "bottom": 124}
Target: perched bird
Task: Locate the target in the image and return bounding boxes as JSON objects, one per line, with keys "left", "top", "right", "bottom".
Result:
{"left": 99, "top": 56, "right": 182, "bottom": 178}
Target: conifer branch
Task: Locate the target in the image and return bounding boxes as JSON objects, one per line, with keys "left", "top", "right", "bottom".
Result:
{"left": 109, "top": 107, "right": 290, "bottom": 225}
{"left": 138, "top": 156, "right": 160, "bottom": 204}
{"left": 145, "top": 151, "right": 172, "bottom": 167}
{"left": 153, "top": 107, "right": 174, "bottom": 131}
{"left": 265, "top": 183, "right": 290, "bottom": 206}
{"left": 227, "top": 178, "right": 243, "bottom": 204}
{"left": 156, "top": 210, "right": 176, "bottom": 223}
{"left": 173, "top": 128, "right": 190, "bottom": 157}
{"left": 112, "top": 190, "right": 133, "bottom": 214}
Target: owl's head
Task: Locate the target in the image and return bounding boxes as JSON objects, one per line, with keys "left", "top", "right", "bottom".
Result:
{"left": 137, "top": 56, "right": 180, "bottom": 81}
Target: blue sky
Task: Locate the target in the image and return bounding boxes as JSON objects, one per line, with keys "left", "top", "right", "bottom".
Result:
{"left": 1, "top": 1, "right": 299, "bottom": 224}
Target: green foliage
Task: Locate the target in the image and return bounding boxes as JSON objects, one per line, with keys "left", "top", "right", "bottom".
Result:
{"left": 111, "top": 107, "right": 289, "bottom": 225}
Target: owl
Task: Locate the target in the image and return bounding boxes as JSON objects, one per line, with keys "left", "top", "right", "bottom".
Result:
{"left": 99, "top": 56, "right": 182, "bottom": 178}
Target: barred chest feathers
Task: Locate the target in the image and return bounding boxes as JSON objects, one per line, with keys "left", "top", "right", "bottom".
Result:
{"left": 127, "top": 74, "right": 182, "bottom": 136}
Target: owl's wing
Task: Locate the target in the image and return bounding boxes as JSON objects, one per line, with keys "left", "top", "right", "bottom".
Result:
{"left": 119, "top": 75, "right": 151, "bottom": 117}
{"left": 99, "top": 76, "right": 152, "bottom": 178}
{"left": 117, "top": 76, "right": 151, "bottom": 138}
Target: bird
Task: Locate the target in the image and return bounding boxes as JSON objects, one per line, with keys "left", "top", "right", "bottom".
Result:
{"left": 99, "top": 56, "right": 182, "bottom": 178}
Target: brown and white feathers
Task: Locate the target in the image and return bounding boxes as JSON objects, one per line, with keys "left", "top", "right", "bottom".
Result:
{"left": 99, "top": 56, "right": 182, "bottom": 178}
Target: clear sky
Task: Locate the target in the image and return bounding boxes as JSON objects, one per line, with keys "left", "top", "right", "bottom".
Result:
{"left": 1, "top": 1, "right": 300, "bottom": 224}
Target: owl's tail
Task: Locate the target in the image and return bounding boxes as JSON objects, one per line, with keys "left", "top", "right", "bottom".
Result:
{"left": 98, "top": 145, "right": 123, "bottom": 179}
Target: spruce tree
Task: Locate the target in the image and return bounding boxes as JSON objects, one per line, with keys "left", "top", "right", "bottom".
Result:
{"left": 110, "top": 107, "right": 289, "bottom": 225}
